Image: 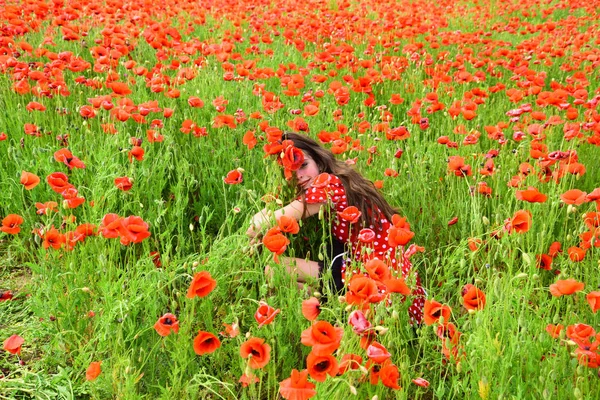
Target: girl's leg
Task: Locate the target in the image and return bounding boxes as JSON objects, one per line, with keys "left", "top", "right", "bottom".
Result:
{"left": 265, "top": 257, "right": 320, "bottom": 289}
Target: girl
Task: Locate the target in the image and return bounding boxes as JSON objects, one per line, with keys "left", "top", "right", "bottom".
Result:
{"left": 247, "top": 132, "right": 425, "bottom": 323}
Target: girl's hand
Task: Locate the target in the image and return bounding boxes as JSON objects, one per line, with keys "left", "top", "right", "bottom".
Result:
{"left": 246, "top": 209, "right": 272, "bottom": 239}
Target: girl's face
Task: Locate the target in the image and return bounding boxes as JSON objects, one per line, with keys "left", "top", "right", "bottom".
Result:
{"left": 296, "top": 155, "right": 320, "bottom": 190}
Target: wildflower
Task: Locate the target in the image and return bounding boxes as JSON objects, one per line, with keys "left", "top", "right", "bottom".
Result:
{"left": 549, "top": 279, "right": 584, "bottom": 297}
{"left": 1, "top": 214, "right": 24, "bottom": 235}
{"left": 279, "top": 369, "right": 316, "bottom": 400}
{"left": 86, "top": 361, "right": 101, "bottom": 381}
{"left": 193, "top": 331, "right": 221, "bottom": 355}
{"left": 254, "top": 301, "right": 280, "bottom": 327}
{"left": 240, "top": 337, "right": 271, "bottom": 369}
{"left": 3, "top": 335, "right": 24, "bottom": 355}
{"left": 186, "top": 271, "right": 217, "bottom": 298}
{"left": 154, "top": 313, "right": 180, "bottom": 336}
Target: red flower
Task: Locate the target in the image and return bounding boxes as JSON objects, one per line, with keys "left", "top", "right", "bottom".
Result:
{"left": 86, "top": 361, "right": 102, "bottom": 381}
{"left": 364, "top": 258, "right": 391, "bottom": 282}
{"left": 277, "top": 215, "right": 299, "bottom": 234}
{"left": 301, "top": 297, "right": 321, "bottom": 321}
{"left": 54, "top": 149, "right": 86, "bottom": 169}
{"left": 186, "top": 271, "right": 217, "bottom": 298}
{"left": 338, "top": 206, "right": 361, "bottom": 224}
{"left": 358, "top": 228, "right": 375, "bottom": 243}
{"left": 240, "top": 337, "right": 271, "bottom": 369}
{"left": 20, "top": 171, "right": 40, "bottom": 190}
{"left": 47, "top": 172, "right": 74, "bottom": 194}
{"left": 114, "top": 176, "right": 133, "bottom": 191}
{"left": 1, "top": 214, "right": 24, "bottom": 235}
{"left": 36, "top": 201, "right": 58, "bottom": 215}
{"left": 100, "top": 213, "right": 122, "bottom": 239}
{"left": 254, "top": 301, "right": 280, "bottom": 327}
{"left": 366, "top": 341, "right": 391, "bottom": 364}
{"left": 515, "top": 186, "right": 547, "bottom": 203}
{"left": 505, "top": 210, "right": 532, "bottom": 234}
{"left": 379, "top": 362, "right": 401, "bottom": 390}
{"left": 412, "top": 377, "right": 430, "bottom": 388}
{"left": 300, "top": 320, "right": 343, "bottom": 355}
{"left": 306, "top": 351, "right": 338, "bottom": 382}
{"left": 587, "top": 291, "right": 600, "bottom": 313}
{"left": 223, "top": 169, "right": 243, "bottom": 184}
{"left": 545, "top": 324, "right": 563, "bottom": 339}
{"left": 262, "top": 227, "right": 289, "bottom": 262}
{"left": 549, "top": 279, "right": 584, "bottom": 297}
{"left": 3, "top": 334, "right": 24, "bottom": 355}
{"left": 387, "top": 225, "right": 415, "bottom": 247}
{"left": 118, "top": 216, "right": 151, "bottom": 245}
{"left": 461, "top": 284, "right": 486, "bottom": 311}
{"left": 423, "top": 299, "right": 452, "bottom": 326}
{"left": 192, "top": 331, "right": 221, "bottom": 355}
{"left": 154, "top": 313, "right": 179, "bottom": 336}
{"left": 560, "top": 189, "right": 587, "bottom": 205}
{"left": 128, "top": 146, "right": 144, "bottom": 162}
{"left": 348, "top": 310, "right": 372, "bottom": 335}
{"left": 338, "top": 353, "right": 363, "bottom": 375}
{"left": 279, "top": 369, "right": 316, "bottom": 400}
{"left": 42, "top": 226, "right": 66, "bottom": 250}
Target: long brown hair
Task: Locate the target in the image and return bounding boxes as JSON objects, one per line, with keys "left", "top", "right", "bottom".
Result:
{"left": 283, "top": 132, "right": 398, "bottom": 229}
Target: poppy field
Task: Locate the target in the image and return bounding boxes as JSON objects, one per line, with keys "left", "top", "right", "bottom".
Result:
{"left": 2, "top": 0, "right": 600, "bottom": 398}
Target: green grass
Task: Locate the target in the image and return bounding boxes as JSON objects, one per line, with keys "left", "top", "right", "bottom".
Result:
{"left": 1, "top": 0, "right": 600, "bottom": 398}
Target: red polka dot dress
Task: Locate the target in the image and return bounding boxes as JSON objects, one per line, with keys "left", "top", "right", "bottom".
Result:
{"left": 303, "top": 174, "right": 425, "bottom": 324}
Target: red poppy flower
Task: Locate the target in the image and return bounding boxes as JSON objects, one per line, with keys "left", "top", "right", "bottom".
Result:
{"left": 536, "top": 254, "right": 553, "bottom": 270}
{"left": 239, "top": 373, "right": 260, "bottom": 387}
{"left": 279, "top": 369, "right": 316, "bottom": 400}
{"left": 358, "top": 228, "right": 375, "bottom": 243}
{"left": 224, "top": 169, "right": 243, "bottom": 184}
{"left": 387, "top": 226, "right": 415, "bottom": 247}
{"left": 47, "top": 172, "right": 74, "bottom": 194}
{"left": 301, "top": 297, "right": 321, "bottom": 321}
{"left": 128, "top": 146, "right": 144, "bottom": 162}
{"left": 20, "top": 171, "right": 40, "bottom": 190}
{"left": 366, "top": 341, "right": 391, "bottom": 364}
{"left": 280, "top": 143, "right": 305, "bottom": 173}
{"left": 118, "top": 216, "right": 150, "bottom": 245}
{"left": 310, "top": 173, "right": 330, "bottom": 189}
{"left": 61, "top": 187, "right": 85, "bottom": 209}
{"left": 412, "top": 377, "right": 430, "bottom": 388}
{"left": 186, "top": 271, "right": 217, "bottom": 298}
{"left": 1, "top": 214, "right": 24, "bottom": 235}
{"left": 515, "top": 186, "right": 547, "bottom": 203}
{"left": 461, "top": 284, "right": 486, "bottom": 311}
{"left": 220, "top": 320, "right": 240, "bottom": 338}
{"left": 262, "top": 227, "right": 289, "bottom": 262}
{"left": 277, "top": 215, "right": 299, "bottom": 234}
{"left": 42, "top": 226, "right": 66, "bottom": 250}
{"left": 423, "top": 299, "right": 452, "bottom": 326}
{"left": 345, "top": 275, "right": 384, "bottom": 305}
{"left": 114, "top": 176, "right": 133, "bottom": 191}
{"left": 86, "top": 361, "right": 101, "bottom": 381}
{"left": 338, "top": 353, "right": 363, "bottom": 375}
{"left": 0, "top": 291, "right": 13, "bottom": 302}
{"left": 54, "top": 149, "right": 86, "bottom": 169}
{"left": 35, "top": 201, "right": 58, "bottom": 215}
{"left": 364, "top": 259, "right": 391, "bottom": 282}
{"left": 306, "top": 351, "right": 339, "bottom": 382}
{"left": 3, "top": 334, "right": 24, "bottom": 355}
{"left": 300, "top": 320, "right": 343, "bottom": 355}
{"left": 545, "top": 324, "right": 564, "bottom": 339}
{"left": 154, "top": 313, "right": 179, "bottom": 336}
{"left": 240, "top": 337, "right": 271, "bottom": 369}
{"left": 560, "top": 189, "right": 587, "bottom": 205}
{"left": 566, "top": 324, "right": 595, "bottom": 348}
{"left": 567, "top": 246, "right": 586, "bottom": 262}
{"left": 339, "top": 206, "right": 361, "bottom": 224}
{"left": 99, "top": 213, "right": 122, "bottom": 239}
{"left": 379, "top": 362, "right": 401, "bottom": 390}
{"left": 348, "top": 310, "right": 372, "bottom": 335}
{"left": 447, "top": 216, "right": 458, "bottom": 226}
{"left": 193, "top": 331, "right": 221, "bottom": 355}
{"left": 187, "top": 96, "right": 204, "bottom": 108}
{"left": 548, "top": 241, "right": 562, "bottom": 257}
{"left": 549, "top": 278, "right": 584, "bottom": 297}
{"left": 505, "top": 210, "right": 532, "bottom": 234}
{"left": 384, "top": 276, "right": 412, "bottom": 295}
{"left": 586, "top": 291, "right": 600, "bottom": 313}
{"left": 254, "top": 301, "right": 280, "bottom": 327}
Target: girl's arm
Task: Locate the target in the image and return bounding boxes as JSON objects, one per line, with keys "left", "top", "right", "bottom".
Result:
{"left": 246, "top": 200, "right": 323, "bottom": 238}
